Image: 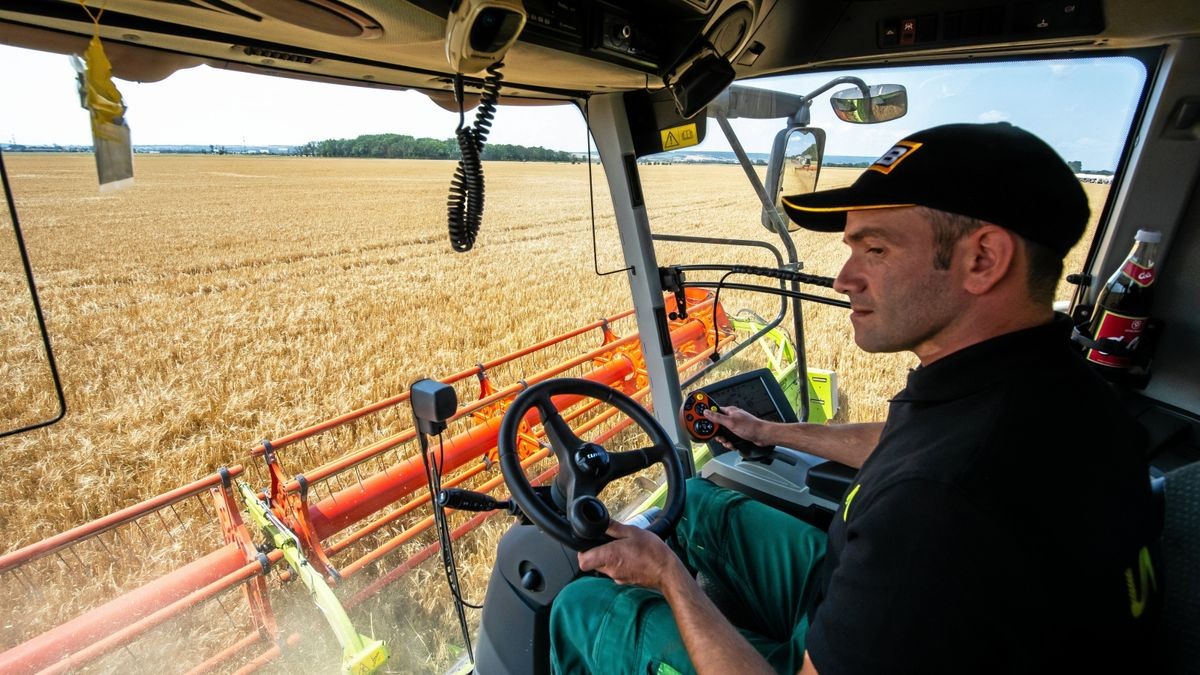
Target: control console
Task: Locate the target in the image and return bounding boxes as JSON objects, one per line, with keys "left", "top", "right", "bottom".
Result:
{"left": 682, "top": 369, "right": 852, "bottom": 530}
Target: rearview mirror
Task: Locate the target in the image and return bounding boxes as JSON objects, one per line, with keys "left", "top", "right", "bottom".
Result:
{"left": 762, "top": 127, "right": 826, "bottom": 232}
{"left": 830, "top": 84, "right": 908, "bottom": 124}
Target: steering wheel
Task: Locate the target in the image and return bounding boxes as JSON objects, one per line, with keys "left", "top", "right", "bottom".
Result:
{"left": 497, "top": 378, "right": 687, "bottom": 550}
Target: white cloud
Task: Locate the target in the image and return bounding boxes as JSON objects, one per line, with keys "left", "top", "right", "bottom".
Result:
{"left": 978, "top": 110, "right": 1009, "bottom": 123}
{"left": 915, "top": 71, "right": 972, "bottom": 100}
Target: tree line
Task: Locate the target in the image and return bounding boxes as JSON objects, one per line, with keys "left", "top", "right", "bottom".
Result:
{"left": 298, "top": 133, "right": 576, "bottom": 162}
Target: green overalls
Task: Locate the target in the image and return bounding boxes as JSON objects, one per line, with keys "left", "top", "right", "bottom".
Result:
{"left": 549, "top": 477, "right": 828, "bottom": 675}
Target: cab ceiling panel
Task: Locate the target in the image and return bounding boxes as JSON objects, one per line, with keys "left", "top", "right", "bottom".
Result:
{"left": 816, "top": 0, "right": 1106, "bottom": 59}
{"left": 0, "top": 0, "right": 451, "bottom": 90}
{"left": 0, "top": 0, "right": 773, "bottom": 99}
{"left": 737, "top": 0, "right": 1113, "bottom": 77}
{"left": 727, "top": 1, "right": 851, "bottom": 77}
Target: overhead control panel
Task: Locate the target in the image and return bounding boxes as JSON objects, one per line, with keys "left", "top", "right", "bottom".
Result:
{"left": 876, "top": 0, "right": 1103, "bottom": 49}
{"left": 520, "top": 0, "right": 664, "bottom": 70}
{"left": 408, "top": 0, "right": 758, "bottom": 76}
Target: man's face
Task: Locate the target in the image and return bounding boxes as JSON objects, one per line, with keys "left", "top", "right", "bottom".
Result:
{"left": 833, "top": 208, "right": 965, "bottom": 360}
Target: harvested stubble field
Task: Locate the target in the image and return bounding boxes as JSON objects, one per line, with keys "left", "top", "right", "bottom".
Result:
{"left": 0, "top": 154, "right": 1109, "bottom": 672}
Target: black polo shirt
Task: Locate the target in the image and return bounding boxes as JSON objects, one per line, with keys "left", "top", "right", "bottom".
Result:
{"left": 806, "top": 316, "right": 1156, "bottom": 674}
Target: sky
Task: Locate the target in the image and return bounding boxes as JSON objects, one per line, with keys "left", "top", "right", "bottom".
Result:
{"left": 0, "top": 43, "right": 1147, "bottom": 170}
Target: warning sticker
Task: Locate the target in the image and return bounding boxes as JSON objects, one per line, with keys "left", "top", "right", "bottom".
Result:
{"left": 660, "top": 123, "right": 699, "bottom": 151}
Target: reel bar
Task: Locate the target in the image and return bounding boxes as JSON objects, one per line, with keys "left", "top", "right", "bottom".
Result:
{"left": 0, "top": 466, "right": 244, "bottom": 574}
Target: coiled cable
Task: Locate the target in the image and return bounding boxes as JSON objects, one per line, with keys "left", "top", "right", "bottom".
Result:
{"left": 448, "top": 63, "right": 504, "bottom": 252}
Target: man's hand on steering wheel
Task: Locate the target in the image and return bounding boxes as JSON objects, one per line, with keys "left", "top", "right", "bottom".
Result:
{"left": 577, "top": 520, "right": 688, "bottom": 592}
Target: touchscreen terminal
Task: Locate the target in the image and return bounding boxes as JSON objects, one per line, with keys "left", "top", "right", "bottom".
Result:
{"left": 697, "top": 368, "right": 797, "bottom": 456}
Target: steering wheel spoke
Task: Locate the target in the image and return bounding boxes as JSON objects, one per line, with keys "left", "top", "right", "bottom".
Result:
{"left": 534, "top": 394, "right": 586, "bottom": 458}
{"left": 568, "top": 477, "right": 603, "bottom": 500}
{"left": 606, "top": 447, "right": 657, "bottom": 482}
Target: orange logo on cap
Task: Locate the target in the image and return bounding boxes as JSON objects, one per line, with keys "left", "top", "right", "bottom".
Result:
{"left": 868, "top": 140, "right": 923, "bottom": 175}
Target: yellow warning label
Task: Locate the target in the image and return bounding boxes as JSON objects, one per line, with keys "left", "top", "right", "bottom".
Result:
{"left": 660, "top": 123, "right": 699, "bottom": 151}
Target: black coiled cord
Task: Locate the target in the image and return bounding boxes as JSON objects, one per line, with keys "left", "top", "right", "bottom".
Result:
{"left": 448, "top": 63, "right": 504, "bottom": 252}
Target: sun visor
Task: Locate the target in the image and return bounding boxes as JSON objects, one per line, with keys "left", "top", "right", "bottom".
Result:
{"left": 624, "top": 87, "right": 707, "bottom": 159}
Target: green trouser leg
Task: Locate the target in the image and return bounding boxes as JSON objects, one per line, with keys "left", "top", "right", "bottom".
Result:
{"left": 549, "top": 478, "right": 827, "bottom": 675}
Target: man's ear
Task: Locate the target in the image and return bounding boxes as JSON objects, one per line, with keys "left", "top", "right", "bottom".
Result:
{"left": 959, "top": 224, "right": 1017, "bottom": 295}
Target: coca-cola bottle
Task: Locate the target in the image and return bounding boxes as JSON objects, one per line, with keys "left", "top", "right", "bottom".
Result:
{"left": 1085, "top": 229, "right": 1161, "bottom": 375}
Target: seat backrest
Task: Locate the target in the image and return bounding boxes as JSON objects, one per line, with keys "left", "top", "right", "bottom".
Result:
{"left": 1160, "top": 460, "right": 1200, "bottom": 673}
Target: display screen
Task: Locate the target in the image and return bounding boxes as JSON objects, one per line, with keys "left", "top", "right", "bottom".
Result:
{"left": 701, "top": 369, "right": 797, "bottom": 425}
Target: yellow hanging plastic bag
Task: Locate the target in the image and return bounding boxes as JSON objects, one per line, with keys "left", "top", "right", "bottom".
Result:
{"left": 73, "top": 35, "right": 133, "bottom": 191}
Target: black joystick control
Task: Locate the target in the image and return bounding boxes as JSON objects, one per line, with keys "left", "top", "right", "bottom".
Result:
{"left": 680, "top": 390, "right": 773, "bottom": 461}
{"left": 680, "top": 391, "right": 721, "bottom": 441}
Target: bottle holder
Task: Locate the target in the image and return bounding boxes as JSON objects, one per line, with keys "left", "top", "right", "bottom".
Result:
{"left": 1070, "top": 310, "right": 1165, "bottom": 388}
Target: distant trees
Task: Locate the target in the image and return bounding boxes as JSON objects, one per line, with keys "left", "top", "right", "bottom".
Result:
{"left": 299, "top": 134, "right": 574, "bottom": 162}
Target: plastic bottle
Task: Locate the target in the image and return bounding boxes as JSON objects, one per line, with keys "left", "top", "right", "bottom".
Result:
{"left": 624, "top": 506, "right": 662, "bottom": 530}
{"left": 1085, "top": 229, "right": 1161, "bottom": 373}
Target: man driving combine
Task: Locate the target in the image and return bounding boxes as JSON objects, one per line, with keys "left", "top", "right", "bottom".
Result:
{"left": 549, "top": 123, "right": 1157, "bottom": 675}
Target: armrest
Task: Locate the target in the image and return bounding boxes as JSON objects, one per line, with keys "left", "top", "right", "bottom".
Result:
{"left": 805, "top": 461, "right": 857, "bottom": 504}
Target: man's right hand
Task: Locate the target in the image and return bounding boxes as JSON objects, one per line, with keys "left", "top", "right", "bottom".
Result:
{"left": 703, "top": 405, "right": 768, "bottom": 449}
{"left": 706, "top": 410, "right": 883, "bottom": 469}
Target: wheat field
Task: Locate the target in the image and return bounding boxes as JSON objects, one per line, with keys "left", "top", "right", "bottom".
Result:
{"left": 0, "top": 154, "right": 1109, "bottom": 672}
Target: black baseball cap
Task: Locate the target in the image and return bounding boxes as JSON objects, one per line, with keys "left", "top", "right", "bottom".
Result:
{"left": 781, "top": 122, "right": 1089, "bottom": 257}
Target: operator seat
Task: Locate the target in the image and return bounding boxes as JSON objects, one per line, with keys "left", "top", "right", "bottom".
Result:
{"left": 1157, "top": 460, "right": 1200, "bottom": 673}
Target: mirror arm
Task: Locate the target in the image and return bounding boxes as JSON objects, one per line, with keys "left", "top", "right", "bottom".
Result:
{"left": 714, "top": 114, "right": 811, "bottom": 423}
{"left": 711, "top": 76, "right": 872, "bottom": 124}
{"left": 791, "top": 102, "right": 812, "bottom": 128}
{"left": 798, "top": 75, "right": 873, "bottom": 123}
{"left": 715, "top": 115, "right": 791, "bottom": 238}
{"left": 797, "top": 75, "right": 871, "bottom": 105}
{"left": 709, "top": 76, "right": 873, "bottom": 122}
{"left": 707, "top": 86, "right": 807, "bottom": 120}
